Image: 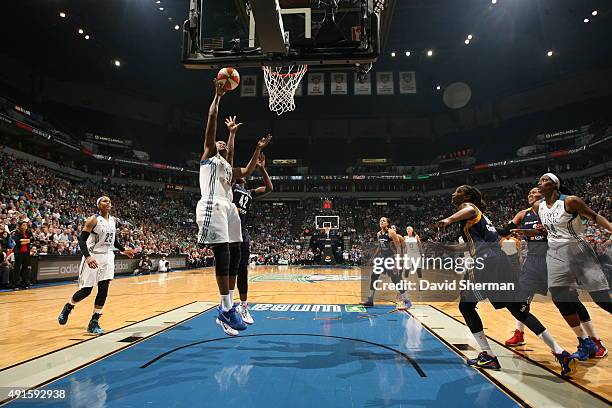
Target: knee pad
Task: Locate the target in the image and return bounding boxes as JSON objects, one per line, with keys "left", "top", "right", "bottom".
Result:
{"left": 213, "top": 244, "right": 230, "bottom": 277}
{"left": 72, "top": 287, "right": 93, "bottom": 303}
{"left": 229, "top": 243, "right": 241, "bottom": 277}
{"left": 589, "top": 290, "right": 612, "bottom": 314}
{"left": 550, "top": 288, "right": 580, "bottom": 317}
{"left": 95, "top": 279, "right": 110, "bottom": 307}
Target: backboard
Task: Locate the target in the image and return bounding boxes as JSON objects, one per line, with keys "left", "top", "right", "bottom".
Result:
{"left": 316, "top": 215, "right": 340, "bottom": 230}
{"left": 183, "top": 0, "right": 380, "bottom": 70}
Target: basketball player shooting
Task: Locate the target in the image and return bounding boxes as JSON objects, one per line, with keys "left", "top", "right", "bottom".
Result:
{"left": 57, "top": 196, "right": 135, "bottom": 335}
{"left": 197, "top": 80, "right": 272, "bottom": 336}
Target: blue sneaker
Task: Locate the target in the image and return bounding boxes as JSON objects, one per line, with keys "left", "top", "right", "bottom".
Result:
{"left": 398, "top": 297, "right": 412, "bottom": 310}
{"left": 87, "top": 319, "right": 104, "bottom": 335}
{"left": 555, "top": 351, "right": 577, "bottom": 378}
{"left": 572, "top": 337, "right": 599, "bottom": 361}
{"left": 215, "top": 307, "right": 247, "bottom": 336}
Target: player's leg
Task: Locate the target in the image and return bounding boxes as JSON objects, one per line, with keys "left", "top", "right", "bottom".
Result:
{"left": 236, "top": 238, "right": 254, "bottom": 324}
{"left": 390, "top": 269, "right": 411, "bottom": 309}
{"left": 58, "top": 257, "right": 93, "bottom": 325}
{"left": 576, "top": 300, "right": 608, "bottom": 357}
{"left": 87, "top": 279, "right": 110, "bottom": 335}
{"left": 506, "top": 302, "right": 577, "bottom": 377}
{"left": 458, "top": 295, "right": 500, "bottom": 370}
{"left": 361, "top": 271, "right": 380, "bottom": 307}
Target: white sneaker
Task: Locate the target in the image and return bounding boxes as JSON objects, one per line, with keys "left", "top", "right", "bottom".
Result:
{"left": 216, "top": 315, "right": 239, "bottom": 336}
{"left": 237, "top": 303, "right": 254, "bottom": 325}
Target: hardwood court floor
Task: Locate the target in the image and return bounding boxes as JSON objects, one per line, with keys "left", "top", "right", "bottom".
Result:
{"left": 0, "top": 266, "right": 609, "bottom": 401}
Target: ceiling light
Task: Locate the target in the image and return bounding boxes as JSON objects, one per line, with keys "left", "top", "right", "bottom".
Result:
{"left": 547, "top": 50, "right": 553, "bottom": 57}
{"left": 405, "top": 51, "right": 411, "bottom": 57}
{"left": 436, "top": 85, "right": 441, "bottom": 91}
{"left": 59, "top": 12, "right": 66, "bottom": 18}
{"left": 426, "top": 49, "right": 433, "bottom": 57}
{"left": 78, "top": 28, "right": 84, "bottom": 34}
{"left": 391, "top": 51, "right": 396, "bottom": 57}
{"left": 174, "top": 25, "right": 180, "bottom": 30}
{"left": 158, "top": 7, "right": 164, "bottom": 11}
{"left": 465, "top": 39, "right": 470, "bottom": 45}
{"left": 584, "top": 18, "right": 589, "bottom": 23}
{"left": 491, "top": 0, "right": 497, "bottom": 4}
{"left": 84, "top": 35, "right": 90, "bottom": 40}
{"left": 592, "top": 10, "right": 598, "bottom": 16}
{"left": 156, "top": 0, "right": 161, "bottom": 3}
{"left": 467, "top": 34, "right": 473, "bottom": 40}
{"left": 114, "top": 60, "right": 121, "bottom": 67}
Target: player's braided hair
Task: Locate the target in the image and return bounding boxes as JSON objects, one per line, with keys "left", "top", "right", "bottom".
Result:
{"left": 458, "top": 185, "right": 487, "bottom": 210}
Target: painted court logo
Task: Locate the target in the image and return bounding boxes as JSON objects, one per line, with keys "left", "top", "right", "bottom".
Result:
{"left": 251, "top": 304, "right": 366, "bottom": 313}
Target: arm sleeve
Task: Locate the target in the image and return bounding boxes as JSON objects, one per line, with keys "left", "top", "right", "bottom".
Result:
{"left": 78, "top": 231, "right": 92, "bottom": 258}
{"left": 114, "top": 237, "right": 125, "bottom": 252}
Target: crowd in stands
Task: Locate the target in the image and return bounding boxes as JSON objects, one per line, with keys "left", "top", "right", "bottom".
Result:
{"left": 0, "top": 149, "right": 610, "bottom": 288}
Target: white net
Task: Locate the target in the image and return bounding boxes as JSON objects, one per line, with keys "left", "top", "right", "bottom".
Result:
{"left": 262, "top": 64, "right": 308, "bottom": 116}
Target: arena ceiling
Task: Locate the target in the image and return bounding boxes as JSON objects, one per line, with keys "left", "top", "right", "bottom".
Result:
{"left": 2, "top": 0, "right": 612, "bottom": 107}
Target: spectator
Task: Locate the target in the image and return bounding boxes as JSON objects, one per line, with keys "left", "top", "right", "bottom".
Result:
{"left": 0, "top": 244, "right": 12, "bottom": 289}
{"left": 134, "top": 255, "right": 153, "bottom": 275}
{"left": 158, "top": 255, "right": 170, "bottom": 273}
{"left": 12, "top": 221, "right": 32, "bottom": 288}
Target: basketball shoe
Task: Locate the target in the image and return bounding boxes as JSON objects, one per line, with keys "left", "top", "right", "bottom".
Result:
{"left": 554, "top": 351, "right": 577, "bottom": 378}
{"left": 58, "top": 303, "right": 74, "bottom": 325}
{"left": 590, "top": 338, "right": 607, "bottom": 358}
{"left": 216, "top": 306, "right": 246, "bottom": 336}
{"left": 466, "top": 351, "right": 501, "bottom": 370}
{"left": 87, "top": 319, "right": 104, "bottom": 335}
{"left": 237, "top": 303, "right": 254, "bottom": 325}
{"left": 572, "top": 337, "right": 599, "bottom": 361}
{"left": 505, "top": 330, "right": 525, "bottom": 346}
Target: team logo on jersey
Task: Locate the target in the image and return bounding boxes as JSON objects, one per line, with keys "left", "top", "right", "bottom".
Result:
{"left": 248, "top": 274, "right": 367, "bottom": 283}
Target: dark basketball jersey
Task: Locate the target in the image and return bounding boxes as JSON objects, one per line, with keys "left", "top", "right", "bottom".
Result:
{"left": 460, "top": 206, "right": 502, "bottom": 257}
{"left": 232, "top": 184, "right": 257, "bottom": 236}
{"left": 520, "top": 209, "right": 548, "bottom": 257}
{"left": 378, "top": 231, "right": 394, "bottom": 256}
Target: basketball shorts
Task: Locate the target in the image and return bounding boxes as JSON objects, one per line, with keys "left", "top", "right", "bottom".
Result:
{"left": 196, "top": 197, "right": 243, "bottom": 245}
{"left": 519, "top": 255, "right": 548, "bottom": 296}
{"left": 78, "top": 252, "right": 114, "bottom": 289}
{"left": 547, "top": 241, "right": 609, "bottom": 292}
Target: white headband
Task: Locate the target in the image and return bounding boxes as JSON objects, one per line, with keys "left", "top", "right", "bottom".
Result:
{"left": 543, "top": 173, "right": 560, "bottom": 188}
{"left": 96, "top": 196, "right": 107, "bottom": 206}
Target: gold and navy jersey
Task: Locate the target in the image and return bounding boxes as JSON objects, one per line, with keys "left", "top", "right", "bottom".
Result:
{"left": 460, "top": 206, "right": 501, "bottom": 257}
{"left": 520, "top": 208, "right": 547, "bottom": 257}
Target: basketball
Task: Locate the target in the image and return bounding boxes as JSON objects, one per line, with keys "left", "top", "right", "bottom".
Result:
{"left": 216, "top": 67, "right": 240, "bottom": 91}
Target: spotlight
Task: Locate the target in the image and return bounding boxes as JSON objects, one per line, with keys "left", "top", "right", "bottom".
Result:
{"left": 391, "top": 51, "right": 396, "bottom": 57}
{"left": 592, "top": 10, "right": 598, "bottom": 16}
{"left": 436, "top": 85, "right": 441, "bottom": 91}
{"left": 156, "top": 0, "right": 161, "bottom": 3}
{"left": 159, "top": 7, "right": 164, "bottom": 11}
{"left": 174, "top": 25, "right": 180, "bottom": 30}
{"left": 465, "top": 39, "right": 470, "bottom": 45}
{"left": 426, "top": 49, "right": 433, "bottom": 57}
{"left": 78, "top": 28, "right": 84, "bottom": 34}
{"left": 114, "top": 60, "right": 121, "bottom": 67}
{"left": 547, "top": 50, "right": 553, "bottom": 57}
{"left": 405, "top": 51, "right": 411, "bottom": 57}
{"left": 584, "top": 18, "right": 589, "bottom": 23}
{"left": 85, "top": 35, "right": 90, "bottom": 40}
{"left": 491, "top": 0, "right": 497, "bottom": 4}
{"left": 59, "top": 12, "right": 66, "bottom": 18}
{"left": 467, "top": 34, "right": 473, "bottom": 40}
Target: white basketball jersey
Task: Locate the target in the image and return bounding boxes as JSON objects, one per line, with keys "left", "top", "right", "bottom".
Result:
{"left": 538, "top": 195, "right": 585, "bottom": 246}
{"left": 404, "top": 235, "right": 419, "bottom": 254}
{"left": 88, "top": 215, "right": 116, "bottom": 254}
{"left": 199, "top": 153, "right": 233, "bottom": 201}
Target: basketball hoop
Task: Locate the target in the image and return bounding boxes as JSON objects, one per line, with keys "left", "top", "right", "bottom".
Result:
{"left": 262, "top": 64, "right": 308, "bottom": 116}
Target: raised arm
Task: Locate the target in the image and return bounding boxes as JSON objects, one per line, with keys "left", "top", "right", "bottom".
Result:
{"left": 232, "top": 135, "right": 272, "bottom": 179}
{"left": 566, "top": 196, "right": 612, "bottom": 233}
{"left": 251, "top": 153, "right": 274, "bottom": 197}
{"left": 224, "top": 116, "right": 242, "bottom": 167}
{"left": 202, "top": 81, "right": 226, "bottom": 160}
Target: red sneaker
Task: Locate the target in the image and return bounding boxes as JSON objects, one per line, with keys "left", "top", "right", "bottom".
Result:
{"left": 590, "top": 338, "right": 608, "bottom": 358}
{"left": 505, "top": 329, "right": 525, "bottom": 346}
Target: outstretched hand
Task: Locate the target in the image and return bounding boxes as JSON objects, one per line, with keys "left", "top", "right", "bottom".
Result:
{"left": 225, "top": 116, "right": 243, "bottom": 133}
{"left": 214, "top": 80, "right": 227, "bottom": 97}
{"left": 256, "top": 152, "right": 266, "bottom": 168}
{"left": 433, "top": 218, "right": 451, "bottom": 230}
{"left": 257, "top": 134, "right": 272, "bottom": 149}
